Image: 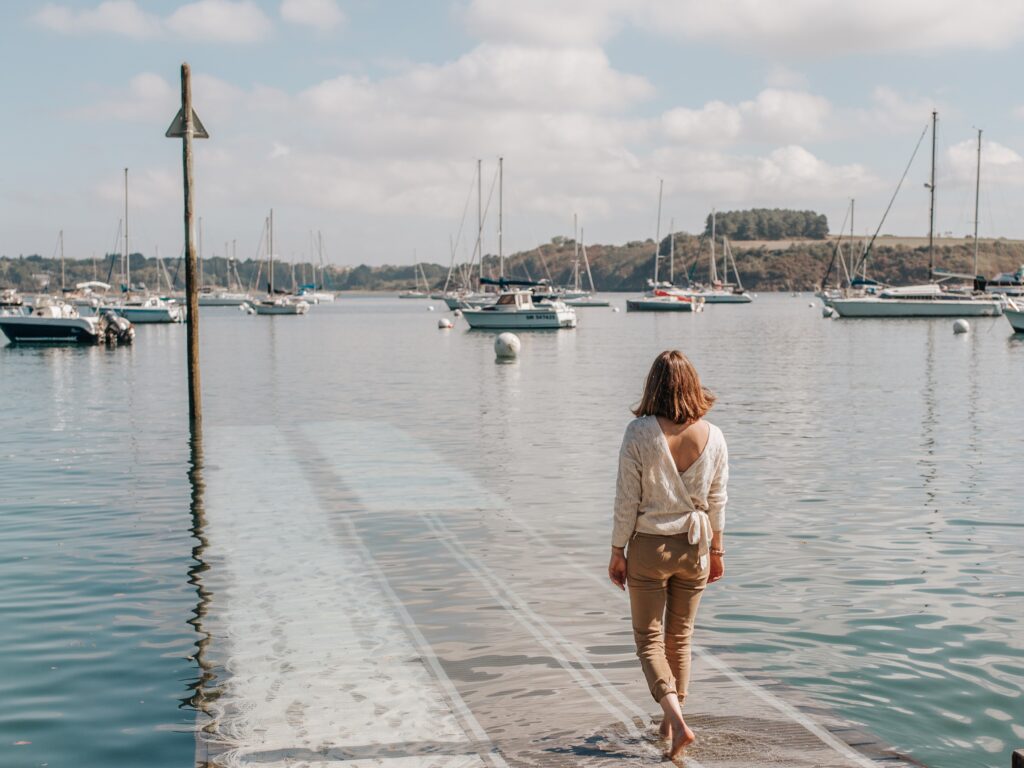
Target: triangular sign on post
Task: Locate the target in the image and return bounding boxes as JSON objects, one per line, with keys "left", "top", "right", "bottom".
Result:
{"left": 165, "top": 107, "right": 209, "bottom": 139}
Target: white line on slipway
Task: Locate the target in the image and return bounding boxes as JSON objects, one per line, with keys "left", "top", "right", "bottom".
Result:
{"left": 299, "top": 424, "right": 680, "bottom": 766}
{"left": 303, "top": 420, "right": 878, "bottom": 768}
{"left": 200, "top": 426, "right": 504, "bottom": 768}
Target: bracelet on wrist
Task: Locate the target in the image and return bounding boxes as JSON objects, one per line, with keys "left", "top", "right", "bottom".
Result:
{"left": 710, "top": 548, "right": 725, "bottom": 556}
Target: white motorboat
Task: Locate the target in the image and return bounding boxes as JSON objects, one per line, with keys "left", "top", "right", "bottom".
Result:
{"left": 251, "top": 296, "right": 310, "bottom": 315}
{"left": 1004, "top": 298, "right": 1024, "bottom": 332}
{"left": 0, "top": 300, "right": 134, "bottom": 344}
{"left": 461, "top": 290, "right": 576, "bottom": 329}
{"left": 102, "top": 295, "right": 186, "bottom": 323}
{"left": 830, "top": 283, "right": 1003, "bottom": 317}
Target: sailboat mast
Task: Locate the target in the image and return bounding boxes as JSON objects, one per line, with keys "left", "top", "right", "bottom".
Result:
{"left": 477, "top": 158, "right": 483, "bottom": 287}
{"left": 573, "top": 213, "right": 580, "bottom": 292}
{"left": 498, "top": 156, "right": 504, "bottom": 281}
{"left": 581, "top": 228, "right": 597, "bottom": 293}
{"left": 973, "top": 128, "right": 982, "bottom": 276}
{"left": 269, "top": 209, "right": 274, "bottom": 294}
{"left": 669, "top": 218, "right": 675, "bottom": 284}
{"left": 124, "top": 168, "right": 130, "bottom": 293}
{"left": 198, "top": 216, "right": 205, "bottom": 290}
{"left": 928, "top": 109, "right": 937, "bottom": 277}
{"left": 710, "top": 209, "right": 717, "bottom": 284}
{"left": 849, "top": 198, "right": 855, "bottom": 283}
{"left": 653, "top": 179, "right": 663, "bottom": 284}
{"left": 59, "top": 229, "right": 65, "bottom": 292}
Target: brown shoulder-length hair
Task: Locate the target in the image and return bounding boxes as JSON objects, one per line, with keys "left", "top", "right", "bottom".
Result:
{"left": 632, "top": 350, "right": 715, "bottom": 424}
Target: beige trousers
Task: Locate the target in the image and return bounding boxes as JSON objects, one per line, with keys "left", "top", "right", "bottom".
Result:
{"left": 627, "top": 532, "right": 709, "bottom": 703}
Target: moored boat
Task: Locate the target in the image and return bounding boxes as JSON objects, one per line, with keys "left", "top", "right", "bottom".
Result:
{"left": 461, "top": 290, "right": 576, "bottom": 329}
{"left": 0, "top": 301, "right": 134, "bottom": 344}
{"left": 251, "top": 297, "right": 310, "bottom": 315}
{"left": 830, "top": 283, "right": 1003, "bottom": 317}
{"left": 102, "top": 295, "right": 185, "bottom": 323}
{"left": 1005, "top": 298, "right": 1024, "bottom": 332}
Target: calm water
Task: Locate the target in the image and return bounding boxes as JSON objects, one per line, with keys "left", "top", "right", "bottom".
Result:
{"left": 1, "top": 295, "right": 1022, "bottom": 767}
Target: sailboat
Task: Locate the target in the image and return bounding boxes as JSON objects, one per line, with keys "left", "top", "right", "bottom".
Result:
{"left": 299, "top": 231, "right": 336, "bottom": 302}
{"left": 564, "top": 225, "right": 609, "bottom": 307}
{"left": 462, "top": 158, "right": 577, "bottom": 329}
{"left": 831, "top": 113, "right": 1002, "bottom": 318}
{"left": 100, "top": 169, "right": 185, "bottom": 324}
{"left": 251, "top": 210, "right": 310, "bottom": 315}
{"left": 626, "top": 182, "right": 704, "bottom": 313}
{"left": 688, "top": 211, "right": 752, "bottom": 304}
{"left": 399, "top": 256, "right": 430, "bottom": 298}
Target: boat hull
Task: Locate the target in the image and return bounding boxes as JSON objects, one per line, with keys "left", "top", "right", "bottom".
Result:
{"left": 462, "top": 308, "right": 576, "bottom": 329}
{"left": 101, "top": 305, "right": 185, "bottom": 323}
{"left": 199, "top": 295, "right": 250, "bottom": 307}
{"left": 626, "top": 297, "right": 702, "bottom": 312}
{"left": 0, "top": 315, "right": 99, "bottom": 343}
{"left": 564, "top": 297, "right": 610, "bottom": 308}
{"left": 699, "top": 293, "right": 753, "bottom": 304}
{"left": 1006, "top": 307, "right": 1024, "bottom": 332}
{"left": 830, "top": 298, "right": 1002, "bottom": 318}
{"left": 252, "top": 301, "right": 310, "bottom": 315}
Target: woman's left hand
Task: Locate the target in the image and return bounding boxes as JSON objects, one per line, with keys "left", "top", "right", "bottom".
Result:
{"left": 608, "top": 547, "right": 627, "bottom": 590}
{"left": 708, "top": 553, "right": 725, "bottom": 584}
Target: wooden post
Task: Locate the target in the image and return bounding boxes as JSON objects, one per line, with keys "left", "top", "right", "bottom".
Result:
{"left": 1012, "top": 748, "right": 1024, "bottom": 768}
{"left": 180, "top": 63, "right": 201, "bottom": 429}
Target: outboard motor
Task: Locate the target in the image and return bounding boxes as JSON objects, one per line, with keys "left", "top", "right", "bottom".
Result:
{"left": 100, "top": 311, "right": 135, "bottom": 345}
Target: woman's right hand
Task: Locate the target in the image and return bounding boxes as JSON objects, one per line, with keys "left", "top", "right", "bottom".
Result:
{"left": 608, "top": 547, "right": 627, "bottom": 590}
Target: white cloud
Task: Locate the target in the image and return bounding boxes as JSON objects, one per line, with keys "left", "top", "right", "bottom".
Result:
{"left": 662, "top": 89, "right": 830, "bottom": 145}
{"left": 947, "top": 139, "right": 1024, "bottom": 186}
{"left": 96, "top": 167, "right": 178, "bottom": 211}
{"left": 651, "top": 144, "right": 877, "bottom": 203}
{"left": 764, "top": 65, "right": 808, "bottom": 90}
{"left": 463, "top": 0, "right": 625, "bottom": 47}
{"left": 70, "top": 72, "right": 243, "bottom": 124}
{"left": 32, "top": 0, "right": 161, "bottom": 39}
{"left": 280, "top": 0, "right": 344, "bottom": 30}
{"left": 303, "top": 44, "right": 653, "bottom": 117}
{"left": 166, "top": 0, "right": 272, "bottom": 42}
{"left": 32, "top": 0, "right": 273, "bottom": 43}
{"left": 465, "top": 0, "right": 1024, "bottom": 55}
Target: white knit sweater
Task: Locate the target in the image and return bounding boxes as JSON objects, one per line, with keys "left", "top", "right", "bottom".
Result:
{"left": 612, "top": 415, "right": 729, "bottom": 549}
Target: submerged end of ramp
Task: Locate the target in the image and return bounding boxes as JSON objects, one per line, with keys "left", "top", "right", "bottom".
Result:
{"left": 191, "top": 422, "right": 929, "bottom": 768}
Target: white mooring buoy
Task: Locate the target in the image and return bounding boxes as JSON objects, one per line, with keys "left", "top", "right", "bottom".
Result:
{"left": 453, "top": 308, "right": 463, "bottom": 317}
{"left": 427, "top": 305, "right": 436, "bottom": 312}
{"left": 611, "top": 306, "right": 620, "bottom": 313}
{"left": 494, "top": 332, "right": 521, "bottom": 360}
{"left": 953, "top": 319, "right": 970, "bottom": 335}
{"left": 438, "top": 318, "right": 453, "bottom": 329}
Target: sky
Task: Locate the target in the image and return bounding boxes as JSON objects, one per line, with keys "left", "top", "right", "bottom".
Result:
{"left": 4, "top": 0, "right": 1024, "bottom": 268}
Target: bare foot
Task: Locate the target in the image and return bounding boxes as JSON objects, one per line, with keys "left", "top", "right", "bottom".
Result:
{"left": 666, "top": 720, "right": 695, "bottom": 760}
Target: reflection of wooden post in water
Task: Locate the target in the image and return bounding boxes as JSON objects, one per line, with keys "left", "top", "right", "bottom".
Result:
{"left": 185, "top": 429, "right": 215, "bottom": 764}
